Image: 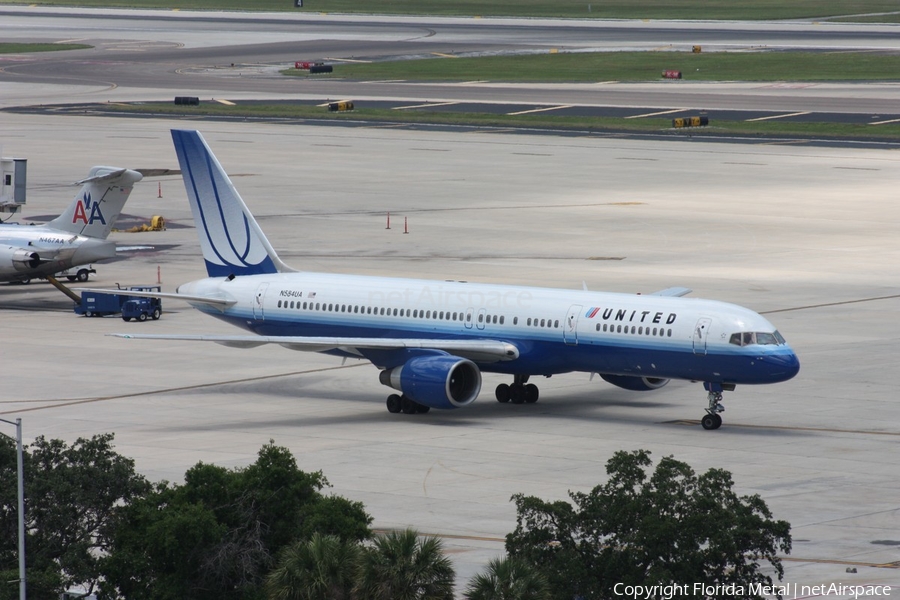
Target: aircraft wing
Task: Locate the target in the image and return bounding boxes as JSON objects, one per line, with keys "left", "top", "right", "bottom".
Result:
{"left": 108, "top": 333, "right": 520, "bottom": 363}
{"left": 648, "top": 287, "right": 692, "bottom": 297}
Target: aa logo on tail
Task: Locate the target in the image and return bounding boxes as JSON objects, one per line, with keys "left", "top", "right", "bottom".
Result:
{"left": 72, "top": 193, "right": 106, "bottom": 225}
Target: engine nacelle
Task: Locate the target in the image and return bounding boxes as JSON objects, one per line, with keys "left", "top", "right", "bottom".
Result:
{"left": 0, "top": 246, "right": 41, "bottom": 272}
{"left": 600, "top": 374, "right": 669, "bottom": 392}
{"left": 379, "top": 355, "right": 482, "bottom": 410}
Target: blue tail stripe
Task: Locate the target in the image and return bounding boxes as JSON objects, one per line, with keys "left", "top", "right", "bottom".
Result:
{"left": 176, "top": 131, "right": 232, "bottom": 271}
{"left": 171, "top": 129, "right": 279, "bottom": 277}
{"left": 198, "top": 140, "right": 253, "bottom": 266}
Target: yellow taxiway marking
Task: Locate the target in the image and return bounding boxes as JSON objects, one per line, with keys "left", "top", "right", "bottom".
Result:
{"left": 212, "top": 99, "right": 235, "bottom": 106}
{"left": 870, "top": 117, "right": 900, "bottom": 125}
{"left": 506, "top": 105, "right": 572, "bottom": 116}
{"left": 431, "top": 52, "right": 458, "bottom": 58}
{"left": 745, "top": 111, "right": 811, "bottom": 122}
{"left": 0, "top": 364, "right": 367, "bottom": 415}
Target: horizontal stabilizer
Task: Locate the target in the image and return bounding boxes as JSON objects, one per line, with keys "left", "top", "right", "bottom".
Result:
{"left": 648, "top": 287, "right": 692, "bottom": 297}
{"left": 135, "top": 168, "right": 182, "bottom": 178}
{"left": 108, "top": 334, "right": 520, "bottom": 363}
{"left": 75, "top": 288, "right": 235, "bottom": 309}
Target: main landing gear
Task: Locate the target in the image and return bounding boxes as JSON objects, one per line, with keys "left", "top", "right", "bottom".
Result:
{"left": 700, "top": 382, "right": 731, "bottom": 430}
{"left": 385, "top": 394, "right": 431, "bottom": 415}
{"left": 495, "top": 374, "right": 539, "bottom": 405}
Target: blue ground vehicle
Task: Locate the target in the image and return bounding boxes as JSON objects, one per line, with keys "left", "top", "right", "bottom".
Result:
{"left": 74, "top": 285, "right": 161, "bottom": 321}
{"left": 121, "top": 291, "right": 162, "bottom": 322}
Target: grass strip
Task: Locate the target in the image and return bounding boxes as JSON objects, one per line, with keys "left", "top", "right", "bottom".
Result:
{"left": 284, "top": 51, "right": 900, "bottom": 82}
{"left": 0, "top": 43, "right": 92, "bottom": 53}
{"left": 87, "top": 102, "right": 900, "bottom": 141}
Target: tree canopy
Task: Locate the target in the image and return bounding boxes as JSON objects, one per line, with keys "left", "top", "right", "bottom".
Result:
{"left": 505, "top": 449, "right": 792, "bottom": 600}
{"left": 463, "top": 556, "right": 551, "bottom": 600}
{"left": 356, "top": 529, "right": 456, "bottom": 600}
{"left": 99, "top": 441, "right": 372, "bottom": 600}
{"left": 0, "top": 433, "right": 150, "bottom": 600}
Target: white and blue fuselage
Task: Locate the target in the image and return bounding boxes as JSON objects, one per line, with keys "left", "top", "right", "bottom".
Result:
{"left": 178, "top": 272, "right": 798, "bottom": 387}
{"left": 111, "top": 130, "right": 799, "bottom": 430}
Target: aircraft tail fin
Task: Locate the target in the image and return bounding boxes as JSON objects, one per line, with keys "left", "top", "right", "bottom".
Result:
{"left": 171, "top": 129, "right": 291, "bottom": 277}
{"left": 47, "top": 167, "right": 143, "bottom": 238}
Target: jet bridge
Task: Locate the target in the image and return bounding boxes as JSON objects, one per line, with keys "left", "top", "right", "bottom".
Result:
{"left": 0, "top": 157, "right": 27, "bottom": 214}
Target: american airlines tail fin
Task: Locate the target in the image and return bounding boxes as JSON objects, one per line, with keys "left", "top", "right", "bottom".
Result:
{"left": 171, "top": 129, "right": 291, "bottom": 277}
{"left": 47, "top": 167, "right": 143, "bottom": 239}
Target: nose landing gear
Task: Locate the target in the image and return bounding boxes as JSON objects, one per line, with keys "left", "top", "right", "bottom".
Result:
{"left": 701, "top": 382, "right": 731, "bottom": 430}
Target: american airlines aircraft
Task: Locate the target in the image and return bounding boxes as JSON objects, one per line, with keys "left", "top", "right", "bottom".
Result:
{"left": 0, "top": 167, "right": 142, "bottom": 284}
{"left": 113, "top": 130, "right": 799, "bottom": 430}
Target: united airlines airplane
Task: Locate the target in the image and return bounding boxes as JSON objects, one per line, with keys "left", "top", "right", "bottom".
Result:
{"left": 113, "top": 129, "right": 799, "bottom": 430}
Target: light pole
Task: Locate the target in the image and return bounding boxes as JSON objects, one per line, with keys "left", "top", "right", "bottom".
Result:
{"left": 0, "top": 417, "right": 25, "bottom": 600}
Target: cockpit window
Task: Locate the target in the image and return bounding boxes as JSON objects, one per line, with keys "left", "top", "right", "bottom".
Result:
{"left": 729, "top": 331, "right": 785, "bottom": 347}
{"left": 756, "top": 332, "right": 777, "bottom": 345}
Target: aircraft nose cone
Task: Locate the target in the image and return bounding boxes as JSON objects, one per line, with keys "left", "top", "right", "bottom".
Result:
{"left": 762, "top": 349, "right": 800, "bottom": 382}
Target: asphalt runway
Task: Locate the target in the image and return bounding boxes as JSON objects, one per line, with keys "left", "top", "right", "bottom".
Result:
{"left": 2, "top": 114, "right": 900, "bottom": 594}
{"left": 2, "top": 9, "right": 900, "bottom": 596}
{"left": 2, "top": 8, "right": 900, "bottom": 116}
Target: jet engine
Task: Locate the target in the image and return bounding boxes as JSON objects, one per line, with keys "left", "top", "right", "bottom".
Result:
{"left": 600, "top": 374, "right": 669, "bottom": 391}
{"left": 0, "top": 246, "right": 41, "bottom": 272}
{"left": 379, "top": 355, "right": 482, "bottom": 409}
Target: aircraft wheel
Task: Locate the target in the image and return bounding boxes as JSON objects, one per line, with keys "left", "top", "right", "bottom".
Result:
{"left": 510, "top": 383, "right": 525, "bottom": 404}
{"left": 401, "top": 396, "right": 418, "bottom": 415}
{"left": 701, "top": 413, "right": 722, "bottom": 430}
{"left": 151, "top": 308, "right": 161, "bottom": 320}
{"left": 416, "top": 404, "right": 431, "bottom": 414}
{"left": 386, "top": 394, "right": 402, "bottom": 414}
{"left": 138, "top": 312, "right": 148, "bottom": 322}
{"left": 495, "top": 383, "right": 510, "bottom": 403}
{"left": 524, "top": 384, "right": 539, "bottom": 404}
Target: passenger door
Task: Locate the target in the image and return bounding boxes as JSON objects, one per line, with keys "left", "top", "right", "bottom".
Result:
{"left": 253, "top": 282, "right": 269, "bottom": 320}
{"left": 564, "top": 304, "right": 582, "bottom": 345}
{"left": 692, "top": 317, "right": 712, "bottom": 355}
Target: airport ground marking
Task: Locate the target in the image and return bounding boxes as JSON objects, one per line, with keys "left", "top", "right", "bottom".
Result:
{"left": 393, "top": 101, "right": 461, "bottom": 110}
{"left": 746, "top": 111, "right": 811, "bottom": 122}
{"left": 506, "top": 105, "right": 572, "bottom": 116}
{"left": 626, "top": 108, "right": 686, "bottom": 119}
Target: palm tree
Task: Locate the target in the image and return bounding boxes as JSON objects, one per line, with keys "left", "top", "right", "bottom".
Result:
{"left": 355, "top": 528, "right": 455, "bottom": 600}
{"left": 464, "top": 556, "right": 551, "bottom": 600}
{"left": 265, "top": 532, "right": 360, "bottom": 600}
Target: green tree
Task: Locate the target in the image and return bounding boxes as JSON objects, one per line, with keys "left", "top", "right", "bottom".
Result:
{"left": 464, "top": 556, "right": 551, "bottom": 600}
{"left": 0, "top": 433, "right": 149, "bottom": 600}
{"left": 356, "top": 529, "right": 455, "bottom": 600}
{"left": 265, "top": 532, "right": 360, "bottom": 600}
{"left": 100, "top": 441, "right": 372, "bottom": 600}
{"left": 505, "top": 449, "right": 792, "bottom": 600}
